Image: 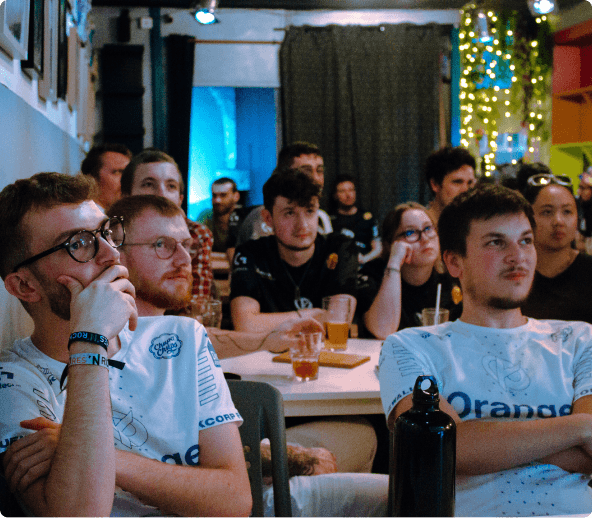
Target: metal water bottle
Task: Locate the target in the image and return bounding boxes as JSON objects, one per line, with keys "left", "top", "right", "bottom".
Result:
{"left": 391, "top": 375, "right": 456, "bottom": 517}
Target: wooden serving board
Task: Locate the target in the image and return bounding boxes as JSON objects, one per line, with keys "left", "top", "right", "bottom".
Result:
{"left": 272, "top": 351, "right": 371, "bottom": 369}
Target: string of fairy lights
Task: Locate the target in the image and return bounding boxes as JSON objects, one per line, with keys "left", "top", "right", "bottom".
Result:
{"left": 459, "top": 3, "right": 551, "bottom": 175}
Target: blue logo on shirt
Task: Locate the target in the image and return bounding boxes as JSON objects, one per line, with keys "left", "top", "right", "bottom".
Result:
{"left": 149, "top": 333, "right": 183, "bottom": 359}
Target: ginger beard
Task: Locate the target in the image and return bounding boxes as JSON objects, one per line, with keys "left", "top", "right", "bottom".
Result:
{"left": 132, "top": 267, "right": 193, "bottom": 311}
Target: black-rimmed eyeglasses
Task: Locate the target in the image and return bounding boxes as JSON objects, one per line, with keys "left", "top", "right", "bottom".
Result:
{"left": 395, "top": 225, "right": 437, "bottom": 243}
{"left": 121, "top": 236, "right": 194, "bottom": 260}
{"left": 12, "top": 217, "right": 125, "bottom": 273}
{"left": 527, "top": 173, "right": 572, "bottom": 188}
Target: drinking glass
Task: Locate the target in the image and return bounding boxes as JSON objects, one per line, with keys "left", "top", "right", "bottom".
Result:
{"left": 322, "top": 295, "right": 354, "bottom": 350}
{"left": 288, "top": 331, "right": 324, "bottom": 382}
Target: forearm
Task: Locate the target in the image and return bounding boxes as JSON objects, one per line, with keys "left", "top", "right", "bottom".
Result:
{"left": 540, "top": 447, "right": 592, "bottom": 474}
{"left": 359, "top": 241, "right": 382, "bottom": 264}
{"left": 27, "top": 346, "right": 115, "bottom": 516}
{"left": 363, "top": 268, "right": 402, "bottom": 339}
{"left": 115, "top": 449, "right": 251, "bottom": 516}
{"left": 232, "top": 305, "right": 319, "bottom": 333}
{"left": 456, "top": 413, "right": 592, "bottom": 476}
{"left": 207, "top": 328, "right": 283, "bottom": 358}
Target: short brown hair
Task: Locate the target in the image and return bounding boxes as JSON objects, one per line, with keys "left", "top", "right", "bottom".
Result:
{"left": 0, "top": 173, "right": 96, "bottom": 279}
{"left": 120, "top": 149, "right": 184, "bottom": 197}
{"left": 263, "top": 168, "right": 321, "bottom": 212}
{"left": 381, "top": 202, "right": 431, "bottom": 248}
{"left": 107, "top": 195, "right": 184, "bottom": 231}
{"left": 80, "top": 143, "right": 132, "bottom": 179}
{"left": 277, "top": 142, "right": 322, "bottom": 170}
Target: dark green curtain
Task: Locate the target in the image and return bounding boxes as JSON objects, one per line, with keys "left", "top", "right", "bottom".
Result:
{"left": 280, "top": 24, "right": 448, "bottom": 222}
{"left": 165, "top": 34, "right": 195, "bottom": 214}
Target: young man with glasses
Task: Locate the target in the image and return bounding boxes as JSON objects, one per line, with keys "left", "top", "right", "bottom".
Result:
{"left": 0, "top": 173, "right": 251, "bottom": 516}
{"left": 379, "top": 184, "right": 592, "bottom": 516}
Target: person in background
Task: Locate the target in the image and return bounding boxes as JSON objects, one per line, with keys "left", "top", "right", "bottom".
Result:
{"left": 104, "top": 193, "right": 388, "bottom": 517}
{"left": 198, "top": 177, "right": 243, "bottom": 263}
{"left": 120, "top": 149, "right": 214, "bottom": 300}
{"left": 0, "top": 173, "right": 251, "bottom": 517}
{"left": 231, "top": 169, "right": 357, "bottom": 333}
{"left": 235, "top": 142, "right": 332, "bottom": 246}
{"left": 330, "top": 174, "right": 381, "bottom": 265}
{"left": 520, "top": 172, "right": 592, "bottom": 323}
{"left": 80, "top": 143, "right": 132, "bottom": 211}
{"left": 379, "top": 184, "right": 592, "bottom": 517}
{"left": 424, "top": 145, "right": 476, "bottom": 228}
{"left": 576, "top": 168, "right": 592, "bottom": 249}
{"left": 360, "top": 202, "right": 461, "bottom": 339}
{"left": 231, "top": 169, "right": 378, "bottom": 475}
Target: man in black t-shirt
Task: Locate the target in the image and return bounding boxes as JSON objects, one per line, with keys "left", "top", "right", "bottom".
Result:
{"left": 231, "top": 169, "right": 358, "bottom": 332}
{"left": 330, "top": 175, "right": 381, "bottom": 265}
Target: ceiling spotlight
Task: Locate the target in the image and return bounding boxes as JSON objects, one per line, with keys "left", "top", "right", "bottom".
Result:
{"left": 193, "top": 0, "right": 219, "bottom": 25}
{"left": 527, "top": 0, "right": 557, "bottom": 16}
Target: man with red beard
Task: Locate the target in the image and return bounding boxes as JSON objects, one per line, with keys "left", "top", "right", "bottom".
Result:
{"left": 108, "top": 194, "right": 325, "bottom": 358}
{"left": 0, "top": 174, "right": 251, "bottom": 516}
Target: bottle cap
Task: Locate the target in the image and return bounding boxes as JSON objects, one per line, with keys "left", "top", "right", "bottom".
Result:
{"left": 412, "top": 375, "right": 440, "bottom": 405}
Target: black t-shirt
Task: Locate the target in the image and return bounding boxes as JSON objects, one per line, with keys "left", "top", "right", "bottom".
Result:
{"left": 209, "top": 209, "right": 244, "bottom": 253}
{"left": 521, "top": 252, "right": 592, "bottom": 324}
{"left": 330, "top": 211, "right": 379, "bottom": 254}
{"left": 358, "top": 258, "right": 462, "bottom": 332}
{"left": 230, "top": 234, "right": 359, "bottom": 313}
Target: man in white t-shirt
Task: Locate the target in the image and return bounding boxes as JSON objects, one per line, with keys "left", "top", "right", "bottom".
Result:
{"left": 379, "top": 184, "right": 592, "bottom": 517}
{"left": 104, "top": 194, "right": 386, "bottom": 517}
{"left": 0, "top": 173, "right": 251, "bottom": 516}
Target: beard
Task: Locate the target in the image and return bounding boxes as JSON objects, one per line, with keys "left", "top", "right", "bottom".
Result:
{"left": 487, "top": 295, "right": 529, "bottom": 310}
{"left": 135, "top": 275, "right": 192, "bottom": 311}
{"left": 275, "top": 234, "right": 315, "bottom": 253}
{"left": 31, "top": 266, "right": 72, "bottom": 320}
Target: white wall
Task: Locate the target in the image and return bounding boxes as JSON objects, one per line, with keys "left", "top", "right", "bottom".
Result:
{"left": 162, "top": 8, "right": 461, "bottom": 88}
{"left": 0, "top": 40, "right": 89, "bottom": 349}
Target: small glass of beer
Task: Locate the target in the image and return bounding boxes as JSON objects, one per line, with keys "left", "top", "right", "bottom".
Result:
{"left": 322, "top": 295, "right": 354, "bottom": 351}
{"left": 288, "top": 331, "right": 324, "bottom": 382}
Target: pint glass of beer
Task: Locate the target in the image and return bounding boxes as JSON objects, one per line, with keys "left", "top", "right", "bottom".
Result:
{"left": 322, "top": 295, "right": 354, "bottom": 350}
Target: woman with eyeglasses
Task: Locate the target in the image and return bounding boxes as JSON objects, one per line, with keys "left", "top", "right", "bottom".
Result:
{"left": 359, "top": 202, "right": 461, "bottom": 339}
{"left": 520, "top": 172, "right": 592, "bottom": 323}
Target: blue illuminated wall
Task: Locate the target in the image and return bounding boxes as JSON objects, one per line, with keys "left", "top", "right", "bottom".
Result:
{"left": 187, "top": 87, "right": 277, "bottom": 220}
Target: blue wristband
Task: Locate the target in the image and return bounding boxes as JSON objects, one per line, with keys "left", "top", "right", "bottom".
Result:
{"left": 68, "top": 332, "right": 109, "bottom": 353}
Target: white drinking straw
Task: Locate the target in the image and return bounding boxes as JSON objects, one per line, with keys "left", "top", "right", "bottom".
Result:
{"left": 434, "top": 283, "right": 442, "bottom": 324}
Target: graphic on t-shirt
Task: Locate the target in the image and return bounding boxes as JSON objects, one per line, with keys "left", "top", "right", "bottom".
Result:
{"left": 113, "top": 409, "right": 148, "bottom": 449}
{"left": 0, "top": 371, "right": 15, "bottom": 389}
{"left": 206, "top": 340, "right": 221, "bottom": 368}
{"left": 294, "top": 297, "right": 313, "bottom": 310}
{"left": 550, "top": 326, "right": 573, "bottom": 344}
{"left": 198, "top": 352, "right": 220, "bottom": 406}
{"left": 35, "top": 364, "right": 58, "bottom": 386}
{"left": 149, "top": 333, "right": 183, "bottom": 359}
{"left": 482, "top": 355, "right": 530, "bottom": 392}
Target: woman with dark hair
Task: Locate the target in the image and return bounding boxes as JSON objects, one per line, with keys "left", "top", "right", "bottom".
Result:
{"left": 520, "top": 173, "right": 592, "bottom": 323}
{"left": 361, "top": 202, "right": 461, "bottom": 339}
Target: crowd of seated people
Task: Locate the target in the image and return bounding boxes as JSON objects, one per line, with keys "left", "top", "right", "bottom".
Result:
{"left": 3, "top": 139, "right": 592, "bottom": 517}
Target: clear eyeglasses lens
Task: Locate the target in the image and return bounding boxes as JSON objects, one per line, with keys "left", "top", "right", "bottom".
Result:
{"left": 68, "top": 217, "right": 125, "bottom": 262}
{"left": 403, "top": 226, "right": 436, "bottom": 243}
{"left": 153, "top": 236, "right": 193, "bottom": 259}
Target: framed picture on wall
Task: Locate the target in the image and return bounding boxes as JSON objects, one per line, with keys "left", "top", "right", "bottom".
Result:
{"left": 0, "top": 0, "right": 31, "bottom": 59}
{"left": 38, "top": 0, "right": 58, "bottom": 102}
{"left": 21, "top": 0, "right": 43, "bottom": 75}
{"left": 56, "top": 0, "right": 67, "bottom": 100}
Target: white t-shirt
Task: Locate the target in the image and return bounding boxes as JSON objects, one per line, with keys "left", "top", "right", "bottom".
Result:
{"left": 0, "top": 316, "right": 241, "bottom": 516}
{"left": 379, "top": 318, "right": 592, "bottom": 517}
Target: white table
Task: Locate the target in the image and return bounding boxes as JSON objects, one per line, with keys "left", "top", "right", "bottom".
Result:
{"left": 220, "top": 339, "right": 384, "bottom": 417}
